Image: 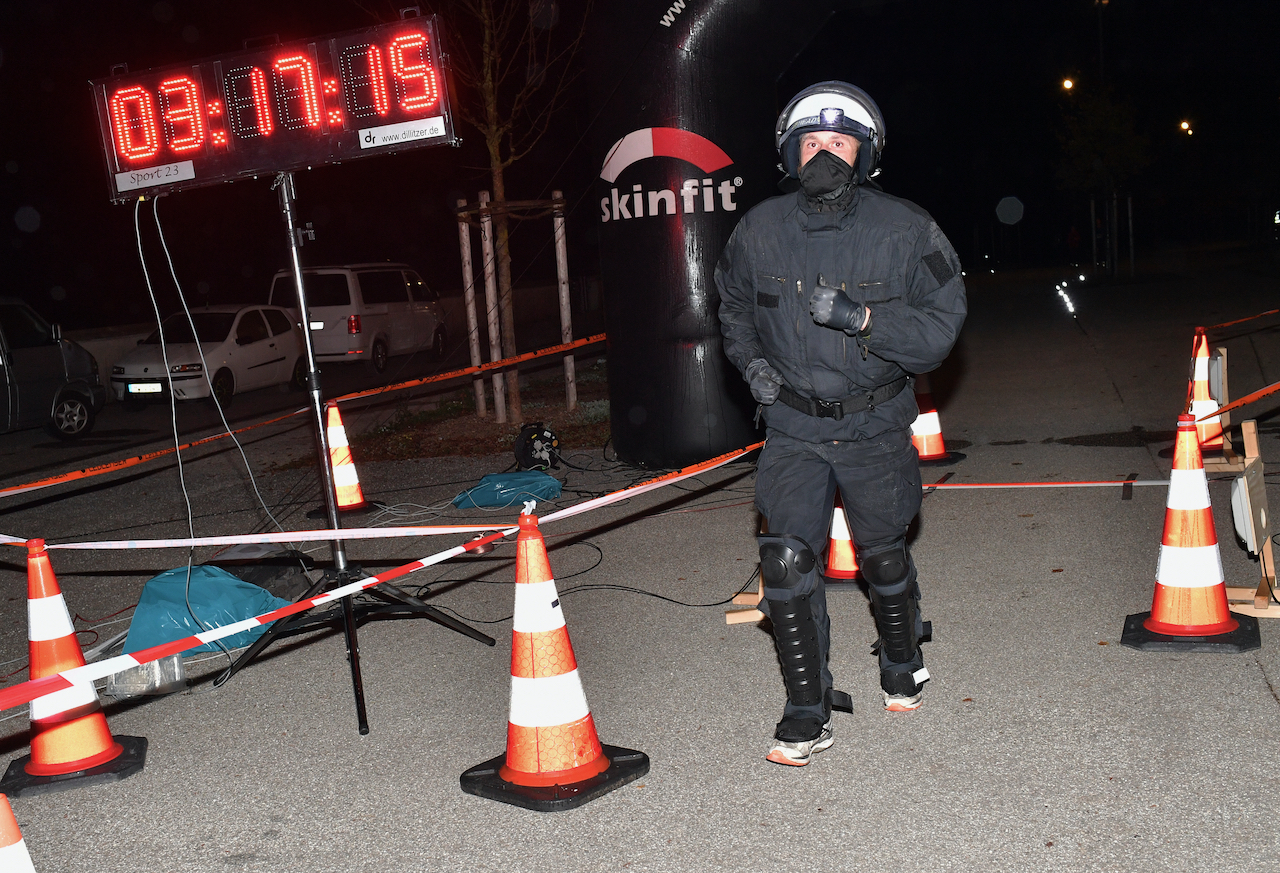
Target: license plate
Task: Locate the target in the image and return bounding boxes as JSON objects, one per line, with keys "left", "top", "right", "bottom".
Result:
{"left": 128, "top": 383, "right": 162, "bottom": 394}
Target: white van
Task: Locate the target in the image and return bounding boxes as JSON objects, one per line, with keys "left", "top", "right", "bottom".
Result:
{"left": 268, "top": 264, "right": 447, "bottom": 373}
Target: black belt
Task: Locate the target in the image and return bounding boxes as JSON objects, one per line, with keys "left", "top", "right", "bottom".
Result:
{"left": 777, "top": 376, "right": 911, "bottom": 421}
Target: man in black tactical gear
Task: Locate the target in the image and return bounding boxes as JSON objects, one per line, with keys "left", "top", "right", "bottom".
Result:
{"left": 716, "top": 81, "right": 966, "bottom": 766}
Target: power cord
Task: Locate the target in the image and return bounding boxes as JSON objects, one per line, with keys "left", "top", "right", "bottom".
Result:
{"left": 134, "top": 197, "right": 236, "bottom": 677}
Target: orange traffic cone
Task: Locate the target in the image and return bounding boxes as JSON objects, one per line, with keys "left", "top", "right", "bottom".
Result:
{"left": 1187, "top": 328, "right": 1224, "bottom": 453}
{"left": 326, "top": 401, "right": 367, "bottom": 511}
{"left": 0, "top": 541, "right": 146, "bottom": 797}
{"left": 910, "top": 374, "right": 963, "bottom": 465}
{"left": 1121, "top": 415, "right": 1259, "bottom": 652}
{"left": 461, "top": 512, "right": 648, "bottom": 811}
{"left": 0, "top": 794, "right": 36, "bottom": 873}
{"left": 825, "top": 496, "right": 860, "bottom": 583}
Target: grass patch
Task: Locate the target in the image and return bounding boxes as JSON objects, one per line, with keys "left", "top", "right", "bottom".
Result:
{"left": 351, "top": 361, "right": 611, "bottom": 463}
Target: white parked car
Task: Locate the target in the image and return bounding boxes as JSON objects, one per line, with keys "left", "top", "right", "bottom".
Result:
{"left": 268, "top": 263, "right": 447, "bottom": 373}
{"left": 110, "top": 305, "right": 305, "bottom": 404}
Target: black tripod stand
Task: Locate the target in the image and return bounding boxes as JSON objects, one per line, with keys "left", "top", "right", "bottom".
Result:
{"left": 221, "top": 172, "right": 493, "bottom": 734}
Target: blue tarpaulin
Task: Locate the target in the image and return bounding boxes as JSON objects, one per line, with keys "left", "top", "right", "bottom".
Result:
{"left": 452, "top": 471, "right": 562, "bottom": 509}
{"left": 123, "top": 565, "right": 292, "bottom": 656}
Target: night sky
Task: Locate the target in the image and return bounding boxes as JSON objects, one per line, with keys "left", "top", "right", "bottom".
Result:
{"left": 2, "top": 1, "right": 1278, "bottom": 330}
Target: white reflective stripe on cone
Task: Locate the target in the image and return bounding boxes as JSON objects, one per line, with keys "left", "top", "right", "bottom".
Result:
{"left": 29, "top": 678, "right": 99, "bottom": 721}
{"left": 0, "top": 839, "right": 37, "bottom": 873}
{"left": 911, "top": 411, "right": 940, "bottom": 437}
{"left": 1166, "top": 469, "right": 1211, "bottom": 511}
{"left": 508, "top": 671, "right": 590, "bottom": 727}
{"left": 1155, "top": 544, "right": 1224, "bottom": 588}
{"left": 830, "top": 505, "right": 852, "bottom": 540}
{"left": 327, "top": 426, "right": 349, "bottom": 449}
{"left": 1190, "top": 399, "right": 1220, "bottom": 421}
{"left": 332, "top": 465, "right": 360, "bottom": 487}
{"left": 27, "top": 593, "right": 75, "bottom": 642}
{"left": 512, "top": 580, "right": 566, "bottom": 634}
{"left": 1193, "top": 356, "right": 1209, "bottom": 379}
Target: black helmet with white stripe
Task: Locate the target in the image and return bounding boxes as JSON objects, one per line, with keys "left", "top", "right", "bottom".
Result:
{"left": 776, "top": 81, "right": 886, "bottom": 183}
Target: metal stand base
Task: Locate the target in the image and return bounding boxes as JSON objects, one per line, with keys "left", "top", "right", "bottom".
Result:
{"left": 1120, "top": 612, "right": 1261, "bottom": 653}
{"left": 0, "top": 736, "right": 147, "bottom": 797}
{"left": 460, "top": 745, "right": 649, "bottom": 812}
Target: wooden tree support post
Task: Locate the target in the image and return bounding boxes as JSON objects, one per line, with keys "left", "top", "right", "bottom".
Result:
{"left": 552, "top": 190, "right": 577, "bottom": 412}
{"left": 1203, "top": 346, "right": 1245, "bottom": 473}
{"left": 455, "top": 198, "right": 487, "bottom": 417}
{"left": 477, "top": 191, "right": 507, "bottom": 423}
{"left": 1225, "top": 420, "right": 1279, "bottom": 616}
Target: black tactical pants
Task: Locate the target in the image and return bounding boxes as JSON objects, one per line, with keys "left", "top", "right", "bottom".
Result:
{"left": 754, "top": 426, "right": 923, "bottom": 718}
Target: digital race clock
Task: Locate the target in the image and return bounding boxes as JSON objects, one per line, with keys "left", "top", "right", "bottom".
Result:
{"left": 89, "top": 16, "right": 457, "bottom": 202}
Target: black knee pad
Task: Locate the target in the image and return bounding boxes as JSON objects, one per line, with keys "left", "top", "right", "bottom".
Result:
{"left": 758, "top": 534, "right": 816, "bottom": 590}
{"left": 758, "top": 534, "right": 822, "bottom": 708}
{"left": 861, "top": 544, "right": 909, "bottom": 589}
{"left": 864, "top": 543, "right": 926, "bottom": 669}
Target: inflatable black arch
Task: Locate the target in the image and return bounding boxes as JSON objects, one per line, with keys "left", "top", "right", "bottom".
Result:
{"left": 588, "top": 1, "right": 854, "bottom": 468}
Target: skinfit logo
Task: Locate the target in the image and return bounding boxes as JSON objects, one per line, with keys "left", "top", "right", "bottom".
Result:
{"left": 599, "top": 127, "right": 740, "bottom": 222}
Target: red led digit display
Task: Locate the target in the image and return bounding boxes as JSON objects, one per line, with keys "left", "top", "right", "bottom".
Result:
{"left": 89, "top": 16, "right": 456, "bottom": 202}
{"left": 110, "top": 86, "right": 161, "bottom": 160}
{"left": 159, "top": 77, "right": 205, "bottom": 152}
{"left": 388, "top": 33, "right": 439, "bottom": 112}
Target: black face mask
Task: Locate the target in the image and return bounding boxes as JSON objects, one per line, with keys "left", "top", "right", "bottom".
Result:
{"left": 798, "top": 149, "right": 855, "bottom": 197}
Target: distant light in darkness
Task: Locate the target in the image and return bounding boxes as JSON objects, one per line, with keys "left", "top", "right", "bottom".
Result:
{"left": 1062, "top": 79, "right": 1074, "bottom": 90}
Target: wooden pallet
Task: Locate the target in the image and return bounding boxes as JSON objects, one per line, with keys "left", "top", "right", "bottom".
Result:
{"left": 1202, "top": 346, "right": 1246, "bottom": 474}
{"left": 1224, "top": 420, "right": 1278, "bottom": 617}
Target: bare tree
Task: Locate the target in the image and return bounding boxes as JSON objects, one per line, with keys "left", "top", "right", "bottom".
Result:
{"left": 1056, "top": 88, "right": 1149, "bottom": 197}
{"left": 350, "top": 1, "right": 588, "bottom": 422}
{"left": 446, "top": 0, "right": 588, "bottom": 422}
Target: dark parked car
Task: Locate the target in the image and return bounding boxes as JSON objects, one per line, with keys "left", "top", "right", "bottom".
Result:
{"left": 0, "top": 298, "right": 105, "bottom": 439}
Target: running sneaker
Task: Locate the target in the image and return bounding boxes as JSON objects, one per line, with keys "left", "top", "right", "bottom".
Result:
{"left": 766, "top": 721, "right": 833, "bottom": 766}
{"left": 883, "top": 691, "right": 923, "bottom": 712}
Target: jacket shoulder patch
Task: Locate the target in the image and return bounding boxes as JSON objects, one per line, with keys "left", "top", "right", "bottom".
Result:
{"left": 922, "top": 251, "right": 955, "bottom": 286}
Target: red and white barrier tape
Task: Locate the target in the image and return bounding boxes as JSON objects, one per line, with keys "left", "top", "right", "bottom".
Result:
{"left": 0, "top": 440, "right": 762, "bottom": 712}
{"left": 0, "top": 333, "right": 606, "bottom": 503}
{"left": 36, "top": 525, "right": 508, "bottom": 552}
{"left": 926, "top": 480, "right": 1165, "bottom": 489}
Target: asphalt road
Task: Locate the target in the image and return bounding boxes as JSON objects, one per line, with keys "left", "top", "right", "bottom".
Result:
{"left": 1, "top": 245, "right": 1279, "bottom": 873}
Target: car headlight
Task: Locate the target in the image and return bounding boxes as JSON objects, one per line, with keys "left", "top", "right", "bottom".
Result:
{"left": 170, "top": 363, "right": 202, "bottom": 373}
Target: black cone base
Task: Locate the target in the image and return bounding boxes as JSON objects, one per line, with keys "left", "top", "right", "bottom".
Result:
{"left": 460, "top": 744, "right": 649, "bottom": 812}
{"left": 823, "top": 574, "right": 861, "bottom": 587}
{"left": 0, "top": 735, "right": 147, "bottom": 797}
{"left": 919, "top": 451, "right": 966, "bottom": 467}
{"left": 306, "top": 501, "right": 381, "bottom": 520}
{"left": 1120, "top": 612, "right": 1261, "bottom": 653}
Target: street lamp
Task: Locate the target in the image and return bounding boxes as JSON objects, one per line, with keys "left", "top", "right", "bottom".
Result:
{"left": 1181, "top": 120, "right": 1193, "bottom": 135}
{"left": 1062, "top": 78, "right": 1074, "bottom": 91}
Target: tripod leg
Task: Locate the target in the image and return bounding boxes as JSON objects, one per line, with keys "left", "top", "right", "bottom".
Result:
{"left": 341, "top": 594, "right": 370, "bottom": 735}
{"left": 375, "top": 582, "right": 496, "bottom": 646}
{"left": 221, "top": 572, "right": 331, "bottom": 684}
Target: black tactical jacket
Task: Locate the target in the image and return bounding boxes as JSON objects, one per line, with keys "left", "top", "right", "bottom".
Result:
{"left": 716, "top": 185, "right": 967, "bottom": 442}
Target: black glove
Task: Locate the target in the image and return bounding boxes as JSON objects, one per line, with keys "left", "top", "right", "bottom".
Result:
{"left": 809, "top": 274, "right": 867, "bottom": 334}
{"left": 744, "top": 358, "right": 783, "bottom": 405}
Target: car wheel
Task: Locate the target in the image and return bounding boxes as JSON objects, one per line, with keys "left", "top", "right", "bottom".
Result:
{"left": 210, "top": 369, "right": 234, "bottom": 406}
{"left": 288, "top": 356, "right": 308, "bottom": 392}
{"left": 48, "top": 394, "right": 94, "bottom": 440}
{"left": 367, "top": 339, "right": 388, "bottom": 375}
{"left": 431, "top": 326, "right": 447, "bottom": 360}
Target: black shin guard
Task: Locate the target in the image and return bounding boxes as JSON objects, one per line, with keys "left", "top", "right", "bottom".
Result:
{"left": 862, "top": 545, "right": 929, "bottom": 696}
{"left": 759, "top": 535, "right": 823, "bottom": 710}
